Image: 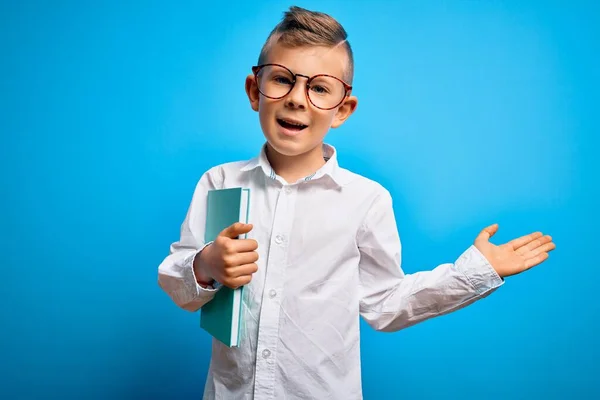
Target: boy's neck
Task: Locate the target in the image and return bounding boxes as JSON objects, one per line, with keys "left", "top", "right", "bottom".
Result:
{"left": 266, "top": 142, "right": 326, "bottom": 184}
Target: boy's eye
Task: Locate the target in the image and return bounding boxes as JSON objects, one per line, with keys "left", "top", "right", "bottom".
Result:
{"left": 309, "top": 84, "right": 330, "bottom": 95}
{"left": 272, "top": 75, "right": 293, "bottom": 85}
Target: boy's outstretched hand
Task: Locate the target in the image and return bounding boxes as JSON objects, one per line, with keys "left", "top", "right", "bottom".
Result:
{"left": 474, "top": 224, "right": 556, "bottom": 278}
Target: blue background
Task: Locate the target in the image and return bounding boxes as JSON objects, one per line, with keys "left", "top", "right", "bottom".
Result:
{"left": 1, "top": 0, "right": 598, "bottom": 399}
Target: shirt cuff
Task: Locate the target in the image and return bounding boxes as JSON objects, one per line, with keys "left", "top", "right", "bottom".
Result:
{"left": 184, "top": 241, "right": 220, "bottom": 293}
{"left": 455, "top": 245, "right": 504, "bottom": 295}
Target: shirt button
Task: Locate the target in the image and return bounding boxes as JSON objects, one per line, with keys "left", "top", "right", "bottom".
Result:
{"left": 262, "top": 349, "right": 271, "bottom": 358}
{"left": 284, "top": 186, "right": 292, "bottom": 194}
{"left": 269, "top": 289, "right": 277, "bottom": 298}
{"left": 275, "top": 235, "right": 284, "bottom": 244}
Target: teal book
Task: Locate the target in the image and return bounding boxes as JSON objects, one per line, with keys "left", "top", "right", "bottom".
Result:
{"left": 200, "top": 187, "right": 250, "bottom": 347}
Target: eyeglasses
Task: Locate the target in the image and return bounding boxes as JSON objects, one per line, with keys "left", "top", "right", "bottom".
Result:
{"left": 251, "top": 64, "right": 352, "bottom": 110}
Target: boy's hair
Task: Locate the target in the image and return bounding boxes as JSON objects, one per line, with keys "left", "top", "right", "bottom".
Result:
{"left": 257, "top": 6, "right": 354, "bottom": 84}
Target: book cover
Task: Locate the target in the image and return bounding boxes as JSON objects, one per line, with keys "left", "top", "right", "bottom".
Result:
{"left": 200, "top": 187, "right": 250, "bottom": 347}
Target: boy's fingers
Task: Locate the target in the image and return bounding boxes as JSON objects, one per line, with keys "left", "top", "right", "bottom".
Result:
{"left": 524, "top": 252, "right": 549, "bottom": 269}
{"left": 225, "top": 274, "right": 254, "bottom": 289}
{"left": 229, "top": 263, "right": 259, "bottom": 278}
{"left": 220, "top": 222, "right": 253, "bottom": 239}
{"left": 510, "top": 231, "right": 543, "bottom": 251}
{"left": 230, "top": 250, "right": 259, "bottom": 266}
{"left": 523, "top": 242, "right": 556, "bottom": 259}
{"left": 234, "top": 239, "right": 259, "bottom": 253}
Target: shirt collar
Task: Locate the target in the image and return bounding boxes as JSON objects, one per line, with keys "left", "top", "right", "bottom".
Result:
{"left": 240, "top": 143, "right": 348, "bottom": 188}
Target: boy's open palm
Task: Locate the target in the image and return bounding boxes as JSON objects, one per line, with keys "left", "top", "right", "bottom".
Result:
{"left": 474, "top": 224, "right": 556, "bottom": 278}
{"left": 194, "top": 223, "right": 259, "bottom": 289}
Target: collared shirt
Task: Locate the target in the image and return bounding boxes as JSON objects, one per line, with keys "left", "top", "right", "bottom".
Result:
{"left": 157, "top": 143, "right": 504, "bottom": 400}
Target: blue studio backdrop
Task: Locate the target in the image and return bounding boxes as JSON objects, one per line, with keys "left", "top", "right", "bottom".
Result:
{"left": 1, "top": 1, "right": 598, "bottom": 399}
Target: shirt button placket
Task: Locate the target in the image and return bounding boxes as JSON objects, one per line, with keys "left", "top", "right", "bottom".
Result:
{"left": 253, "top": 185, "right": 297, "bottom": 399}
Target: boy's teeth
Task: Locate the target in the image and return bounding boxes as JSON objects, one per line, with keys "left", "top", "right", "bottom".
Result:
{"left": 279, "top": 118, "right": 306, "bottom": 127}
{"left": 277, "top": 118, "right": 307, "bottom": 129}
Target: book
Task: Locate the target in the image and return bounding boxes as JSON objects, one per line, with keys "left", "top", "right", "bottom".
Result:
{"left": 199, "top": 187, "right": 250, "bottom": 347}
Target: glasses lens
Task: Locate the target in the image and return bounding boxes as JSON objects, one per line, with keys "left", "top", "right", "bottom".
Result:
{"left": 307, "top": 76, "right": 346, "bottom": 109}
{"left": 256, "top": 65, "right": 294, "bottom": 99}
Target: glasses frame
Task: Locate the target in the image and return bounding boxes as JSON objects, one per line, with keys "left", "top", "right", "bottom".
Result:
{"left": 251, "top": 63, "right": 353, "bottom": 110}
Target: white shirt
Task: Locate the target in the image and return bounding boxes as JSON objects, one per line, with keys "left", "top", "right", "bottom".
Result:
{"left": 157, "top": 143, "right": 504, "bottom": 400}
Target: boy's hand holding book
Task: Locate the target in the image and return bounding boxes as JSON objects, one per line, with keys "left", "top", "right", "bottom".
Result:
{"left": 193, "top": 222, "right": 259, "bottom": 289}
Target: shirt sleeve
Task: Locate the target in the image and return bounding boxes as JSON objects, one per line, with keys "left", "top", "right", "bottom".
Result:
{"left": 157, "top": 167, "right": 223, "bottom": 312}
{"left": 357, "top": 188, "right": 504, "bottom": 332}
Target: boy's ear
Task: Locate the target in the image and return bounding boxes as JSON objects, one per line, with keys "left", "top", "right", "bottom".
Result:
{"left": 331, "top": 95, "right": 358, "bottom": 128}
{"left": 245, "top": 74, "right": 260, "bottom": 112}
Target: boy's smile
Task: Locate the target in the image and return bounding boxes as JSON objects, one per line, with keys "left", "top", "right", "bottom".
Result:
{"left": 276, "top": 116, "right": 309, "bottom": 137}
{"left": 246, "top": 43, "right": 357, "bottom": 181}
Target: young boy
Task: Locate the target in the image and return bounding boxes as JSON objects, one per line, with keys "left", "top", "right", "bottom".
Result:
{"left": 158, "top": 6, "right": 556, "bottom": 399}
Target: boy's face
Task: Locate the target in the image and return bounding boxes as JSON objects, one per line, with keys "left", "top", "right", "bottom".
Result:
{"left": 245, "top": 43, "right": 358, "bottom": 158}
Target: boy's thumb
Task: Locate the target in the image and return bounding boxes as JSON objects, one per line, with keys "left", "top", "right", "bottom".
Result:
{"left": 221, "top": 222, "right": 253, "bottom": 239}
{"left": 475, "top": 223, "right": 499, "bottom": 245}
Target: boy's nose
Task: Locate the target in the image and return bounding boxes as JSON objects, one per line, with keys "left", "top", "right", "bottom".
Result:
{"left": 284, "top": 79, "right": 308, "bottom": 110}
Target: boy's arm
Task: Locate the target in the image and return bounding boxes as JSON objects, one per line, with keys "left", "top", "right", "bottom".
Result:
{"left": 357, "top": 189, "right": 504, "bottom": 332}
{"left": 158, "top": 169, "right": 222, "bottom": 312}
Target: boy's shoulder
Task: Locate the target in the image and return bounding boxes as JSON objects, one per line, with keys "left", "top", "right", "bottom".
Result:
{"left": 335, "top": 164, "right": 392, "bottom": 198}
{"left": 204, "top": 160, "right": 249, "bottom": 176}
{"left": 196, "top": 160, "right": 248, "bottom": 189}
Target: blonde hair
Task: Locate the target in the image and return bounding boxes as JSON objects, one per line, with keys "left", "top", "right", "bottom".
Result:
{"left": 257, "top": 6, "right": 354, "bottom": 84}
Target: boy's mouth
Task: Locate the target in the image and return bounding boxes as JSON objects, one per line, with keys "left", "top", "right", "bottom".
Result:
{"left": 277, "top": 117, "right": 308, "bottom": 131}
